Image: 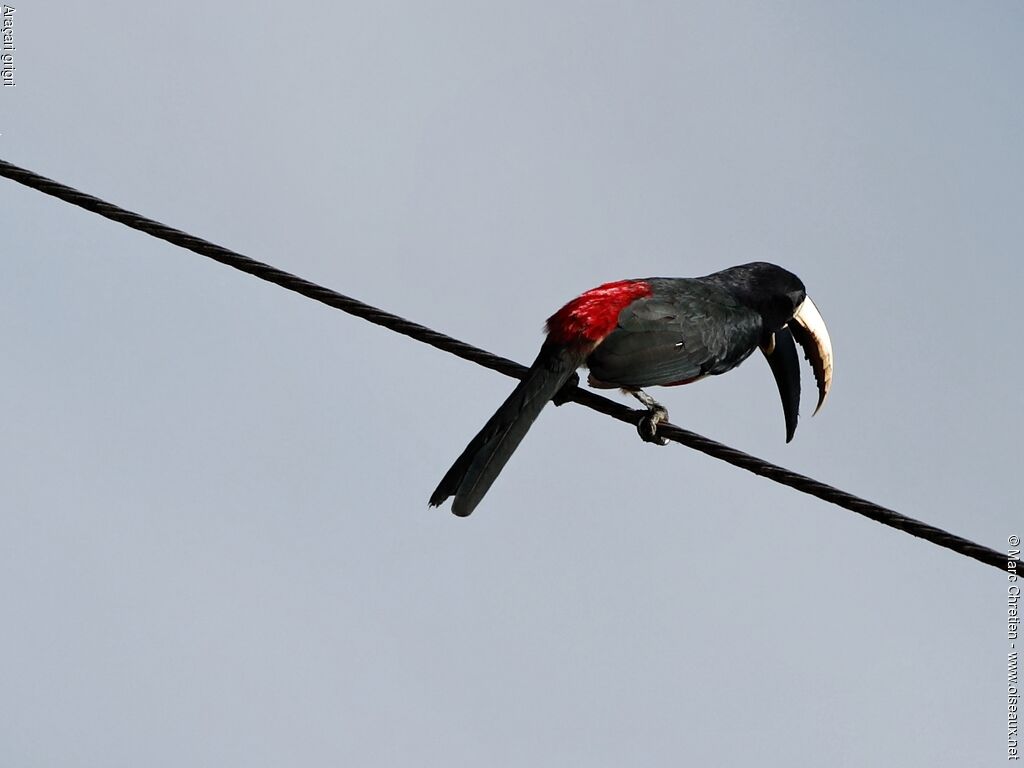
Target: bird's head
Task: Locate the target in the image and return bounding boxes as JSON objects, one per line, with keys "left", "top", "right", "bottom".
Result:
{"left": 705, "top": 262, "right": 806, "bottom": 329}
{"left": 706, "top": 262, "right": 834, "bottom": 441}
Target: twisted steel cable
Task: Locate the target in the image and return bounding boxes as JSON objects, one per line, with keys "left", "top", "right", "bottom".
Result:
{"left": 2, "top": 158, "right": 1018, "bottom": 575}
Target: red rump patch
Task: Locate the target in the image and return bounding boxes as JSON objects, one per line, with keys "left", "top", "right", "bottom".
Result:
{"left": 546, "top": 279, "right": 652, "bottom": 346}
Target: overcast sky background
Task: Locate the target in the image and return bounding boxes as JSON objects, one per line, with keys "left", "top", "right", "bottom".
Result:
{"left": 2, "top": 2, "right": 1021, "bottom": 766}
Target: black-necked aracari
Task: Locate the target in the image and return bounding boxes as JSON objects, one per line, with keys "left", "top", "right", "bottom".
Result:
{"left": 429, "top": 262, "right": 834, "bottom": 517}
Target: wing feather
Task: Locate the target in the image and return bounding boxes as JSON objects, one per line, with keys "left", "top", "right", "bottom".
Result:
{"left": 586, "top": 281, "right": 762, "bottom": 388}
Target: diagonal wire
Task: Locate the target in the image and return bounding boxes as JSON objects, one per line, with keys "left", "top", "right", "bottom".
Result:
{"left": 2, "top": 158, "right": 1019, "bottom": 576}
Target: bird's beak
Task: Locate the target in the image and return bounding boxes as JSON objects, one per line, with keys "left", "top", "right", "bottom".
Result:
{"left": 760, "top": 296, "right": 833, "bottom": 442}
{"left": 761, "top": 327, "right": 801, "bottom": 443}
{"left": 789, "top": 296, "right": 833, "bottom": 416}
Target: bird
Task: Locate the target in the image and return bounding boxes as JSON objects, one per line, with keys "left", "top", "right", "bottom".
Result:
{"left": 429, "top": 261, "right": 833, "bottom": 517}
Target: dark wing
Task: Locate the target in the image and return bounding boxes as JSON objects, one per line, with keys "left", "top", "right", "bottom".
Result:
{"left": 586, "top": 280, "right": 763, "bottom": 389}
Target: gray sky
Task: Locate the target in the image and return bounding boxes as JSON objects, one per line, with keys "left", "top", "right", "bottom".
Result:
{"left": 2, "top": 2, "right": 1021, "bottom": 765}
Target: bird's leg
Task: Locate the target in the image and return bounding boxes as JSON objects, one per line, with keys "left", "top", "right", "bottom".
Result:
{"left": 630, "top": 389, "right": 669, "bottom": 446}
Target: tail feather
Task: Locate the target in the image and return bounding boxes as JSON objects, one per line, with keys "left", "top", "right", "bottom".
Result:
{"left": 429, "top": 343, "right": 581, "bottom": 516}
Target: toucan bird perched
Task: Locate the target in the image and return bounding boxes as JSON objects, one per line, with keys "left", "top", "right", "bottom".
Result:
{"left": 429, "top": 262, "right": 834, "bottom": 517}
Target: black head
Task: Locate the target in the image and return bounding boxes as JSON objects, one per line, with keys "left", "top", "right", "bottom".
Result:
{"left": 700, "top": 262, "right": 832, "bottom": 443}
{"left": 703, "top": 262, "right": 806, "bottom": 332}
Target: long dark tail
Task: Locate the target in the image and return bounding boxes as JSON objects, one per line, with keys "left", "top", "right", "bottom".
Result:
{"left": 429, "top": 342, "right": 582, "bottom": 517}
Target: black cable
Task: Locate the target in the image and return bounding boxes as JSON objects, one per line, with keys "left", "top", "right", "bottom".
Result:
{"left": 2, "top": 158, "right": 1018, "bottom": 576}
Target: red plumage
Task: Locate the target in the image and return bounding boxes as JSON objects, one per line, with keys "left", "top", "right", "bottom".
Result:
{"left": 545, "top": 280, "right": 652, "bottom": 346}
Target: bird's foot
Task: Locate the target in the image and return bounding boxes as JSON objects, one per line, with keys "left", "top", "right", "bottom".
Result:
{"left": 637, "top": 405, "right": 669, "bottom": 445}
{"left": 552, "top": 372, "right": 580, "bottom": 406}
{"left": 627, "top": 389, "right": 670, "bottom": 445}
{"left": 629, "top": 388, "right": 669, "bottom": 445}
